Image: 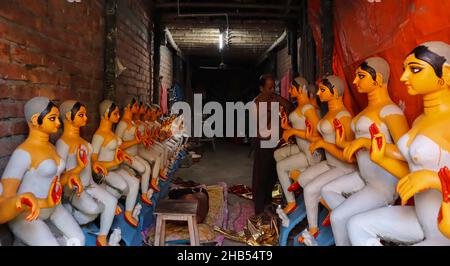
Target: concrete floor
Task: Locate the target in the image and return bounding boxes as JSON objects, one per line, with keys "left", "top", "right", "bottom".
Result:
{"left": 175, "top": 138, "right": 254, "bottom": 246}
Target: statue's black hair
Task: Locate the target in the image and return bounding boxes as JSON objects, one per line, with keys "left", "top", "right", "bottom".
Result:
{"left": 37, "top": 101, "right": 57, "bottom": 125}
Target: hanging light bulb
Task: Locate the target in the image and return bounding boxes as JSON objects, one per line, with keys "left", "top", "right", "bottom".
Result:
{"left": 219, "top": 33, "right": 224, "bottom": 51}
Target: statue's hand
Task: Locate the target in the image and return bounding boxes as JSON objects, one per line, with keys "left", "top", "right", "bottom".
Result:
{"left": 76, "top": 144, "right": 88, "bottom": 169}
{"left": 122, "top": 151, "right": 133, "bottom": 165}
{"left": 343, "top": 138, "right": 368, "bottom": 163}
{"left": 142, "top": 138, "right": 149, "bottom": 148}
{"left": 305, "top": 119, "right": 313, "bottom": 142}
{"left": 68, "top": 174, "right": 83, "bottom": 197}
{"left": 281, "top": 111, "right": 290, "bottom": 130}
{"left": 282, "top": 129, "right": 293, "bottom": 143}
{"left": 309, "top": 139, "right": 325, "bottom": 155}
{"left": 333, "top": 119, "right": 345, "bottom": 147}
{"left": 135, "top": 129, "right": 143, "bottom": 143}
{"left": 16, "top": 192, "right": 40, "bottom": 222}
{"left": 48, "top": 176, "right": 63, "bottom": 207}
{"left": 397, "top": 170, "right": 441, "bottom": 206}
{"left": 439, "top": 167, "right": 450, "bottom": 203}
{"left": 115, "top": 148, "right": 124, "bottom": 164}
{"left": 437, "top": 167, "right": 450, "bottom": 238}
{"left": 369, "top": 132, "right": 386, "bottom": 163}
{"left": 92, "top": 161, "right": 108, "bottom": 176}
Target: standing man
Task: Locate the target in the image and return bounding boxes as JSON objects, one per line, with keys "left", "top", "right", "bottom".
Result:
{"left": 252, "top": 74, "right": 294, "bottom": 215}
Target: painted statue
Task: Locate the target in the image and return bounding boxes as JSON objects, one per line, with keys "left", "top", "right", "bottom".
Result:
{"left": 91, "top": 100, "right": 139, "bottom": 228}
{"left": 347, "top": 42, "right": 450, "bottom": 246}
{"left": 290, "top": 76, "right": 357, "bottom": 244}
{"left": 276, "top": 77, "right": 323, "bottom": 214}
{"left": 57, "top": 100, "right": 118, "bottom": 246}
{"left": 321, "top": 57, "right": 409, "bottom": 246}
{"left": 1, "top": 97, "right": 85, "bottom": 245}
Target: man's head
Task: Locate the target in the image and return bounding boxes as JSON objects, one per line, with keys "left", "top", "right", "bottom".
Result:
{"left": 258, "top": 74, "right": 275, "bottom": 95}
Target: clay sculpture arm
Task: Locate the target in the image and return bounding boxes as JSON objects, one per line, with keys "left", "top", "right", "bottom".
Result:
{"left": 369, "top": 129, "right": 410, "bottom": 179}
{"left": 115, "top": 121, "right": 140, "bottom": 150}
{"left": 381, "top": 107, "right": 410, "bottom": 161}
{"left": 91, "top": 134, "right": 119, "bottom": 173}
{"left": 313, "top": 115, "right": 354, "bottom": 162}
{"left": 0, "top": 150, "right": 61, "bottom": 219}
{"left": 56, "top": 140, "right": 84, "bottom": 197}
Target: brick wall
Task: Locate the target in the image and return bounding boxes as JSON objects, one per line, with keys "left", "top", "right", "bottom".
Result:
{"left": 0, "top": 0, "right": 155, "bottom": 175}
{"left": 159, "top": 45, "right": 173, "bottom": 92}
{"left": 0, "top": 0, "right": 104, "bottom": 173}
{"left": 116, "top": 0, "right": 153, "bottom": 106}
{"left": 276, "top": 45, "right": 292, "bottom": 80}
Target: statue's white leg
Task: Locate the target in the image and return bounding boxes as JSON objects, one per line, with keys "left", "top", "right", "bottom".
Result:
{"left": 69, "top": 189, "right": 103, "bottom": 225}
{"left": 126, "top": 155, "right": 146, "bottom": 176}
{"left": 274, "top": 144, "right": 300, "bottom": 162}
{"left": 347, "top": 205, "right": 423, "bottom": 246}
{"left": 303, "top": 167, "right": 354, "bottom": 230}
{"left": 139, "top": 147, "right": 162, "bottom": 177}
{"left": 330, "top": 185, "right": 391, "bottom": 246}
{"left": 147, "top": 144, "right": 166, "bottom": 166}
{"left": 105, "top": 170, "right": 129, "bottom": 198}
{"left": 321, "top": 172, "right": 364, "bottom": 210}
{"left": 133, "top": 155, "right": 152, "bottom": 193}
{"left": 139, "top": 146, "right": 158, "bottom": 164}
{"left": 298, "top": 161, "right": 331, "bottom": 188}
{"left": 87, "top": 184, "right": 117, "bottom": 236}
{"left": 153, "top": 156, "right": 161, "bottom": 179}
{"left": 277, "top": 152, "right": 308, "bottom": 203}
{"left": 9, "top": 213, "right": 59, "bottom": 246}
{"left": 117, "top": 168, "right": 139, "bottom": 212}
{"left": 49, "top": 204, "right": 85, "bottom": 246}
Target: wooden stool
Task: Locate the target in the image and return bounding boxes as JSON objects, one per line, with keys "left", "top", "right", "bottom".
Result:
{"left": 154, "top": 200, "right": 200, "bottom": 246}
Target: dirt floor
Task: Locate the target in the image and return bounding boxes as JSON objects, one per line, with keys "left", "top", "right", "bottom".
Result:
{"left": 175, "top": 138, "right": 254, "bottom": 246}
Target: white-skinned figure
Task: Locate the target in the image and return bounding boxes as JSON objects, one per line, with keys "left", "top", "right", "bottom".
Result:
{"left": 347, "top": 42, "right": 450, "bottom": 246}
{"left": 115, "top": 98, "right": 156, "bottom": 206}
{"left": 276, "top": 77, "right": 323, "bottom": 214}
{"left": 91, "top": 100, "right": 140, "bottom": 228}
{"left": 141, "top": 105, "right": 171, "bottom": 181}
{"left": 143, "top": 105, "right": 183, "bottom": 173}
{"left": 2, "top": 96, "right": 85, "bottom": 246}
{"left": 289, "top": 76, "right": 357, "bottom": 244}
{"left": 319, "top": 57, "right": 410, "bottom": 246}
{"left": 56, "top": 100, "right": 118, "bottom": 246}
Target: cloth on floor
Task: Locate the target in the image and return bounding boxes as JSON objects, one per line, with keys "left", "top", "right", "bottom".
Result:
{"left": 145, "top": 182, "right": 228, "bottom": 245}
{"left": 171, "top": 177, "right": 201, "bottom": 188}
{"left": 228, "top": 184, "right": 253, "bottom": 200}
{"left": 227, "top": 201, "right": 255, "bottom": 233}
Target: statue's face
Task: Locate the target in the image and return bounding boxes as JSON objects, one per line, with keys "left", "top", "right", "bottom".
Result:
{"left": 138, "top": 105, "right": 146, "bottom": 115}
{"left": 353, "top": 67, "right": 376, "bottom": 93}
{"left": 401, "top": 54, "right": 445, "bottom": 96}
{"left": 73, "top": 106, "right": 88, "bottom": 127}
{"left": 145, "top": 107, "right": 152, "bottom": 117}
{"left": 107, "top": 106, "right": 120, "bottom": 123}
{"left": 288, "top": 84, "right": 299, "bottom": 99}
{"left": 317, "top": 83, "right": 335, "bottom": 103}
{"left": 40, "top": 107, "right": 60, "bottom": 134}
{"left": 131, "top": 102, "right": 139, "bottom": 114}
